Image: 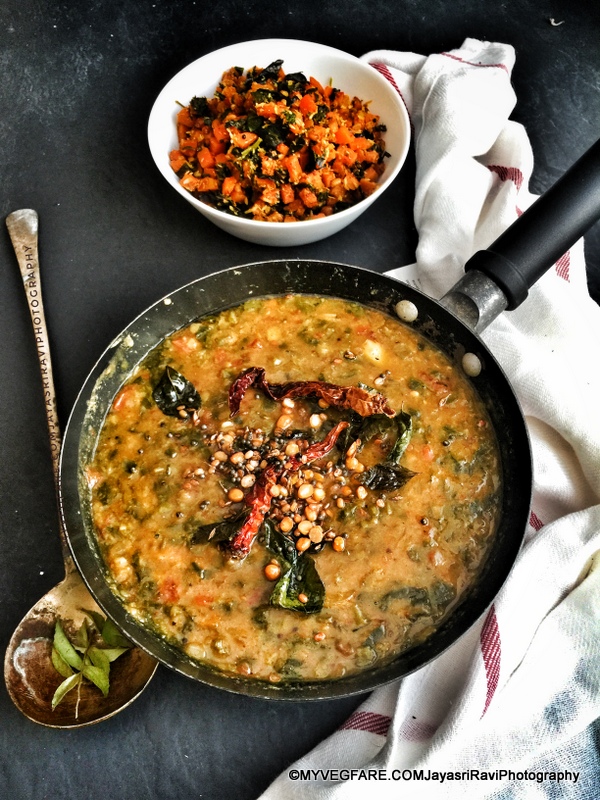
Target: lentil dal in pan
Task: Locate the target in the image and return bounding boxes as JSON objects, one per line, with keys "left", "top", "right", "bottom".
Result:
{"left": 87, "top": 294, "right": 501, "bottom": 683}
{"left": 60, "top": 261, "right": 530, "bottom": 699}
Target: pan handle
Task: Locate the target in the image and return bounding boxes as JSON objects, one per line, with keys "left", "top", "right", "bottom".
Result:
{"left": 466, "top": 137, "right": 600, "bottom": 310}
{"left": 441, "top": 138, "right": 600, "bottom": 332}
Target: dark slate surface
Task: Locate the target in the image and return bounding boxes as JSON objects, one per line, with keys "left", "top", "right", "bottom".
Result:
{"left": 0, "top": 2, "right": 598, "bottom": 798}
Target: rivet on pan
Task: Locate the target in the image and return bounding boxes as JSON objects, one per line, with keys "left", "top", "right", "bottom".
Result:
{"left": 395, "top": 299, "right": 418, "bottom": 323}
{"left": 462, "top": 352, "right": 482, "bottom": 377}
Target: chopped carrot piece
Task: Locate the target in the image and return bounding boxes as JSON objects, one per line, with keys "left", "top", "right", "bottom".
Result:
{"left": 349, "top": 136, "right": 372, "bottom": 152}
{"left": 284, "top": 154, "right": 303, "bottom": 184}
{"left": 334, "top": 127, "right": 354, "bottom": 146}
{"left": 299, "top": 94, "right": 318, "bottom": 116}
{"left": 177, "top": 107, "right": 194, "bottom": 128}
{"left": 221, "top": 176, "right": 238, "bottom": 196}
{"left": 359, "top": 178, "right": 379, "bottom": 196}
{"left": 197, "top": 147, "right": 216, "bottom": 170}
{"left": 280, "top": 183, "right": 295, "bottom": 204}
{"left": 299, "top": 187, "right": 320, "bottom": 209}
{"left": 169, "top": 151, "right": 187, "bottom": 173}
{"left": 196, "top": 176, "right": 220, "bottom": 192}
{"left": 229, "top": 129, "right": 258, "bottom": 149}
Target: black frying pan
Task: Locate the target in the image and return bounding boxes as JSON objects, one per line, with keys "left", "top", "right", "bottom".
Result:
{"left": 59, "top": 138, "right": 600, "bottom": 700}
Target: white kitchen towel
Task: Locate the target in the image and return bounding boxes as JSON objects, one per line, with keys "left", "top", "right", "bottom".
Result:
{"left": 259, "top": 39, "right": 600, "bottom": 799}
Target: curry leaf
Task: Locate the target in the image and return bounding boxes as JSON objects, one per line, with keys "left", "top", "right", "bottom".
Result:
{"left": 51, "top": 611, "right": 132, "bottom": 713}
{"left": 53, "top": 620, "right": 83, "bottom": 671}
{"left": 81, "top": 665, "right": 110, "bottom": 697}
{"left": 359, "top": 410, "right": 416, "bottom": 493}
{"left": 269, "top": 556, "right": 325, "bottom": 614}
{"left": 72, "top": 619, "right": 90, "bottom": 652}
{"left": 85, "top": 610, "right": 107, "bottom": 634}
{"left": 387, "top": 410, "right": 413, "bottom": 464}
{"left": 153, "top": 366, "right": 201, "bottom": 417}
{"left": 51, "top": 673, "right": 82, "bottom": 710}
{"left": 100, "top": 618, "right": 132, "bottom": 649}
{"left": 100, "top": 646, "right": 130, "bottom": 662}
{"left": 190, "top": 96, "right": 210, "bottom": 117}
{"left": 263, "top": 518, "right": 296, "bottom": 563}
{"left": 88, "top": 646, "right": 111, "bottom": 675}
{"left": 187, "top": 510, "right": 251, "bottom": 547}
{"left": 378, "top": 585, "right": 430, "bottom": 612}
{"left": 51, "top": 646, "right": 74, "bottom": 679}
{"left": 256, "top": 59, "right": 283, "bottom": 83}
{"left": 264, "top": 520, "right": 325, "bottom": 614}
{"left": 361, "top": 463, "right": 416, "bottom": 493}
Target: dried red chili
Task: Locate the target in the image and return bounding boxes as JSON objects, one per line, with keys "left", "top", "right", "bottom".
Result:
{"left": 229, "top": 367, "right": 395, "bottom": 418}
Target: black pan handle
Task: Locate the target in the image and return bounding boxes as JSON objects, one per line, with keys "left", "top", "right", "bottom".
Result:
{"left": 465, "top": 137, "right": 600, "bottom": 309}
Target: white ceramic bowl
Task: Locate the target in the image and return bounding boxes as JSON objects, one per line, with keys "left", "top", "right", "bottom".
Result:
{"left": 148, "top": 39, "right": 411, "bottom": 246}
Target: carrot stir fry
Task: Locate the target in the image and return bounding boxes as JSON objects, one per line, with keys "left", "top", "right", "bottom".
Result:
{"left": 169, "top": 59, "right": 389, "bottom": 222}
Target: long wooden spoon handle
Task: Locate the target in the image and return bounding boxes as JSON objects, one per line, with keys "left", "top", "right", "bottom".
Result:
{"left": 6, "top": 209, "right": 74, "bottom": 569}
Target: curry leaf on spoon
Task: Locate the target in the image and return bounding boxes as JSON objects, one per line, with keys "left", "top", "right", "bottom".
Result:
{"left": 51, "top": 646, "right": 74, "bottom": 679}
{"left": 88, "top": 646, "right": 111, "bottom": 675}
{"left": 51, "top": 611, "right": 132, "bottom": 713}
{"left": 53, "top": 620, "right": 83, "bottom": 671}
{"left": 99, "top": 617, "right": 133, "bottom": 649}
{"left": 81, "top": 664, "right": 110, "bottom": 697}
{"left": 51, "top": 673, "right": 82, "bottom": 710}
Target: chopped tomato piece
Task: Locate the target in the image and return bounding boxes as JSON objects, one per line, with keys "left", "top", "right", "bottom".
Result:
{"left": 159, "top": 579, "right": 179, "bottom": 604}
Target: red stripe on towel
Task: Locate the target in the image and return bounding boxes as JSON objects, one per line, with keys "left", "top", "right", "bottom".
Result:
{"left": 339, "top": 710, "right": 391, "bottom": 737}
{"left": 529, "top": 510, "right": 544, "bottom": 531}
{"left": 555, "top": 251, "right": 571, "bottom": 282}
{"left": 487, "top": 164, "right": 524, "bottom": 191}
{"left": 480, "top": 605, "right": 501, "bottom": 716}
{"left": 369, "top": 62, "right": 413, "bottom": 131}
{"left": 441, "top": 52, "right": 509, "bottom": 74}
{"left": 398, "top": 717, "right": 438, "bottom": 741}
